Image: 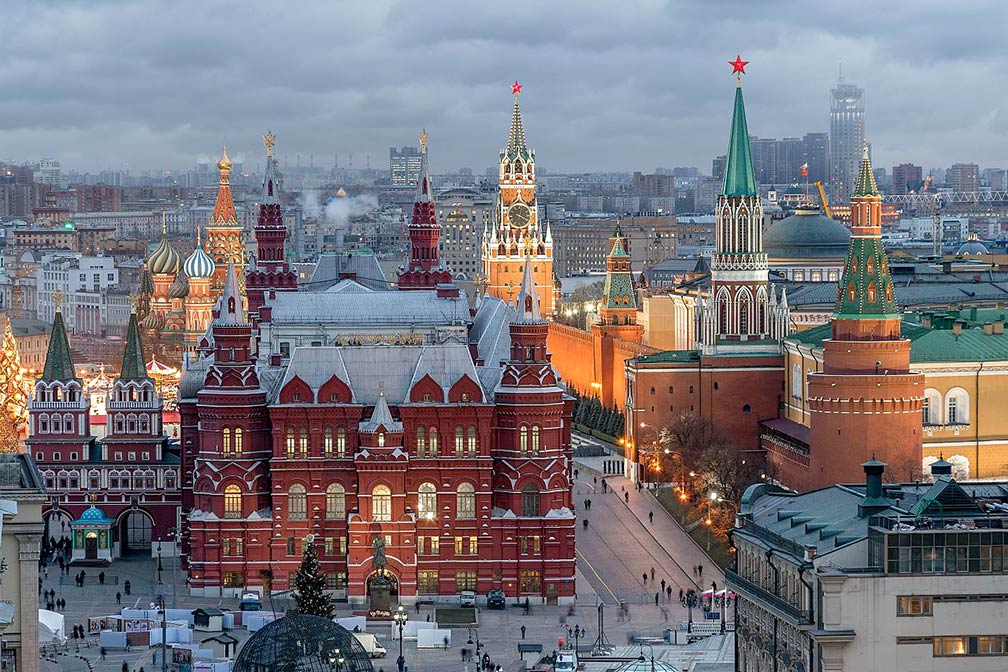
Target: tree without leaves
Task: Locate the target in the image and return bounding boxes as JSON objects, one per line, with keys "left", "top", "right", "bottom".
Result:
{"left": 291, "top": 538, "right": 332, "bottom": 618}
{"left": 659, "top": 413, "right": 718, "bottom": 470}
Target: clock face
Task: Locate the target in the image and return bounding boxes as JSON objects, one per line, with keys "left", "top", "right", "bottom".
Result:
{"left": 508, "top": 202, "right": 531, "bottom": 229}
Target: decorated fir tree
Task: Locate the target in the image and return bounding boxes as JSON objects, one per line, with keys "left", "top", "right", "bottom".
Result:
{"left": 291, "top": 535, "right": 332, "bottom": 618}
{"left": 0, "top": 321, "right": 28, "bottom": 445}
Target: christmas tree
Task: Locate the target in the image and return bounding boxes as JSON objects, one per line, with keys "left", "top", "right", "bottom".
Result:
{"left": 291, "top": 535, "right": 332, "bottom": 618}
{"left": 0, "top": 320, "right": 28, "bottom": 445}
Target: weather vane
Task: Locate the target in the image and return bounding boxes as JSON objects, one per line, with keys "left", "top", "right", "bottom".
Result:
{"left": 419, "top": 128, "right": 427, "bottom": 151}
{"left": 53, "top": 289, "right": 63, "bottom": 312}
{"left": 263, "top": 131, "right": 276, "bottom": 157}
{"left": 729, "top": 54, "right": 749, "bottom": 84}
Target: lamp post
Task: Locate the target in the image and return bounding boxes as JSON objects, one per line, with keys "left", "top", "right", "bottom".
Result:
{"left": 328, "top": 647, "right": 345, "bottom": 671}
{"left": 467, "top": 626, "right": 483, "bottom": 668}
{"left": 156, "top": 542, "right": 163, "bottom": 585}
{"left": 638, "top": 422, "right": 661, "bottom": 485}
{"left": 706, "top": 492, "right": 717, "bottom": 551}
{"left": 393, "top": 605, "right": 408, "bottom": 672}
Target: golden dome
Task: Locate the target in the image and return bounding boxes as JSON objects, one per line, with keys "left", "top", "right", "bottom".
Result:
{"left": 217, "top": 146, "right": 232, "bottom": 171}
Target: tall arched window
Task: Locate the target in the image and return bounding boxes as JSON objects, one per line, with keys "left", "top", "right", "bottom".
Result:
{"left": 923, "top": 388, "right": 942, "bottom": 425}
{"left": 234, "top": 427, "right": 243, "bottom": 456}
{"left": 531, "top": 426, "right": 541, "bottom": 455}
{"left": 336, "top": 427, "right": 346, "bottom": 457}
{"left": 455, "top": 426, "right": 464, "bottom": 457}
{"left": 456, "top": 483, "right": 476, "bottom": 519}
{"left": 323, "top": 428, "right": 333, "bottom": 457}
{"left": 372, "top": 485, "right": 392, "bottom": 522}
{"left": 52, "top": 415, "right": 62, "bottom": 433}
{"left": 522, "top": 482, "right": 541, "bottom": 517}
{"left": 224, "top": 485, "right": 242, "bottom": 519}
{"left": 519, "top": 427, "right": 529, "bottom": 456}
{"left": 325, "top": 483, "right": 345, "bottom": 520}
{"left": 299, "top": 428, "right": 309, "bottom": 457}
{"left": 946, "top": 388, "right": 970, "bottom": 425}
{"left": 738, "top": 298, "right": 749, "bottom": 335}
{"left": 138, "top": 415, "right": 150, "bottom": 434}
{"left": 416, "top": 427, "right": 427, "bottom": 456}
{"left": 285, "top": 428, "right": 295, "bottom": 457}
{"left": 288, "top": 484, "right": 307, "bottom": 520}
{"left": 378, "top": 432, "right": 385, "bottom": 447}
{"left": 417, "top": 482, "right": 437, "bottom": 520}
{"left": 222, "top": 428, "right": 232, "bottom": 456}
{"left": 467, "top": 427, "right": 477, "bottom": 457}
{"left": 165, "top": 470, "right": 176, "bottom": 491}
{"left": 429, "top": 427, "right": 438, "bottom": 453}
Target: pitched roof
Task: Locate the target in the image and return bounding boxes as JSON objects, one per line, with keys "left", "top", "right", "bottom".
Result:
{"left": 504, "top": 96, "right": 532, "bottom": 161}
{"left": 852, "top": 144, "right": 880, "bottom": 198}
{"left": 119, "top": 313, "right": 150, "bottom": 381}
{"left": 721, "top": 85, "right": 757, "bottom": 197}
{"left": 41, "top": 310, "right": 77, "bottom": 382}
{"left": 515, "top": 261, "right": 543, "bottom": 322}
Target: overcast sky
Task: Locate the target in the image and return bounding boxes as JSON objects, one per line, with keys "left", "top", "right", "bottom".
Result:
{"left": 2, "top": 0, "right": 1005, "bottom": 174}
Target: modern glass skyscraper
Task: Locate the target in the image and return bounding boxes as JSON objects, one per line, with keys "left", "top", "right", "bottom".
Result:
{"left": 829, "top": 77, "right": 865, "bottom": 201}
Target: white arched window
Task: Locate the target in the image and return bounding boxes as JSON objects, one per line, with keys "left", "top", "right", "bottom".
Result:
{"left": 946, "top": 388, "right": 970, "bottom": 425}
{"left": 323, "top": 428, "right": 333, "bottom": 457}
{"left": 417, "top": 482, "right": 437, "bottom": 520}
{"left": 531, "top": 426, "right": 541, "bottom": 455}
{"left": 336, "top": 427, "right": 346, "bottom": 457}
{"left": 288, "top": 484, "right": 307, "bottom": 520}
{"left": 416, "top": 427, "right": 427, "bottom": 456}
{"left": 467, "top": 427, "right": 477, "bottom": 457}
{"left": 455, "top": 426, "right": 464, "bottom": 457}
{"left": 922, "top": 388, "right": 942, "bottom": 426}
{"left": 456, "top": 483, "right": 476, "bottom": 519}
{"left": 791, "top": 363, "right": 803, "bottom": 400}
{"left": 224, "top": 485, "right": 242, "bottom": 519}
{"left": 325, "top": 483, "right": 345, "bottom": 520}
{"left": 519, "top": 426, "right": 528, "bottom": 456}
{"left": 222, "top": 428, "right": 232, "bottom": 456}
{"left": 234, "top": 427, "right": 243, "bottom": 456}
{"left": 372, "top": 485, "right": 391, "bottom": 522}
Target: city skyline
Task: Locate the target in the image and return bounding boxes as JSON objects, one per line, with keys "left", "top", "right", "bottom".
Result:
{"left": 3, "top": 1, "right": 1008, "bottom": 174}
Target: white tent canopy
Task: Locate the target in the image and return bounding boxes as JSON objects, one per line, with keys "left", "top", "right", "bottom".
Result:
{"left": 38, "top": 609, "right": 65, "bottom": 644}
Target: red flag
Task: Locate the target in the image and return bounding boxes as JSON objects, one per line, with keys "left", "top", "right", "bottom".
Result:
{"left": 800, "top": 163, "right": 809, "bottom": 177}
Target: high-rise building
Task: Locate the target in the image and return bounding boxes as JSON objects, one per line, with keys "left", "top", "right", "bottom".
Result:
{"left": 802, "top": 132, "right": 830, "bottom": 184}
{"left": 987, "top": 168, "right": 1007, "bottom": 191}
{"left": 631, "top": 172, "right": 675, "bottom": 199}
{"left": 37, "top": 159, "right": 61, "bottom": 187}
{"left": 482, "top": 84, "right": 554, "bottom": 316}
{"left": 437, "top": 187, "right": 494, "bottom": 279}
{"left": 712, "top": 155, "right": 726, "bottom": 182}
{"left": 891, "top": 163, "right": 923, "bottom": 195}
{"left": 830, "top": 77, "right": 865, "bottom": 201}
{"left": 389, "top": 145, "right": 423, "bottom": 187}
{"left": 946, "top": 163, "right": 980, "bottom": 193}
{"left": 749, "top": 137, "right": 777, "bottom": 185}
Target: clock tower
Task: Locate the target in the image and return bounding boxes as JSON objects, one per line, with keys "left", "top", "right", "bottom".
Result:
{"left": 482, "top": 82, "right": 554, "bottom": 316}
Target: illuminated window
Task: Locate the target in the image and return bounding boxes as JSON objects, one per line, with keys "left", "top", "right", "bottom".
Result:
{"left": 416, "top": 427, "right": 426, "bottom": 456}
{"left": 417, "top": 482, "right": 437, "bottom": 520}
{"left": 531, "top": 426, "right": 541, "bottom": 455}
{"left": 866, "top": 282, "right": 877, "bottom": 303}
{"left": 223, "top": 485, "right": 242, "bottom": 519}
{"left": 222, "top": 428, "right": 231, "bottom": 455}
{"left": 299, "top": 428, "right": 309, "bottom": 457}
{"left": 285, "top": 428, "right": 295, "bottom": 457}
{"left": 372, "top": 485, "right": 391, "bottom": 522}
{"left": 519, "top": 570, "right": 541, "bottom": 594}
{"left": 519, "top": 426, "right": 528, "bottom": 456}
{"left": 456, "top": 483, "right": 476, "bottom": 519}
{"left": 325, "top": 484, "right": 345, "bottom": 520}
{"left": 323, "top": 428, "right": 333, "bottom": 457}
{"left": 288, "top": 484, "right": 307, "bottom": 520}
{"left": 336, "top": 427, "right": 346, "bottom": 457}
{"left": 467, "top": 426, "right": 477, "bottom": 456}
{"left": 455, "top": 426, "right": 464, "bottom": 457}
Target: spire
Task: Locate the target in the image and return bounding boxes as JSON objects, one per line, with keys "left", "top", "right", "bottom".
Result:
{"left": 119, "top": 313, "right": 149, "bottom": 381}
{"left": 41, "top": 305, "right": 77, "bottom": 382}
{"left": 721, "top": 84, "right": 757, "bottom": 197}
{"left": 516, "top": 260, "right": 542, "bottom": 321}
{"left": 414, "top": 129, "right": 435, "bottom": 210}
{"left": 216, "top": 263, "right": 246, "bottom": 325}
{"left": 212, "top": 146, "right": 238, "bottom": 225}
{"left": 852, "top": 142, "right": 879, "bottom": 197}
{"left": 505, "top": 82, "right": 530, "bottom": 159}
{"left": 369, "top": 385, "right": 395, "bottom": 428}
{"left": 261, "top": 131, "right": 281, "bottom": 206}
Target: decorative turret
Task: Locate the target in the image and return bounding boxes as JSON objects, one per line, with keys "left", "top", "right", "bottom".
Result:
{"left": 105, "top": 313, "right": 165, "bottom": 454}
{"left": 515, "top": 260, "right": 543, "bottom": 323}
{"left": 599, "top": 223, "right": 637, "bottom": 326}
{"left": 504, "top": 81, "right": 531, "bottom": 162}
{"left": 398, "top": 129, "right": 452, "bottom": 291}
{"left": 205, "top": 146, "right": 246, "bottom": 293}
{"left": 119, "top": 313, "right": 149, "bottom": 381}
{"left": 42, "top": 303, "right": 77, "bottom": 383}
{"left": 184, "top": 229, "right": 216, "bottom": 280}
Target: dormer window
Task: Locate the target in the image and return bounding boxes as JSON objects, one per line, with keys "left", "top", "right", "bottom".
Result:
{"left": 423, "top": 393, "right": 432, "bottom": 402}
{"left": 378, "top": 433, "right": 385, "bottom": 447}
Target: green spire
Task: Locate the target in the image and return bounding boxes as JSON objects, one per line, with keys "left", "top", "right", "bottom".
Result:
{"left": 834, "top": 238, "right": 900, "bottom": 318}
{"left": 721, "top": 84, "right": 757, "bottom": 197}
{"left": 119, "top": 313, "right": 149, "bottom": 381}
{"left": 852, "top": 143, "right": 879, "bottom": 197}
{"left": 603, "top": 237, "right": 636, "bottom": 311}
{"left": 41, "top": 310, "right": 77, "bottom": 382}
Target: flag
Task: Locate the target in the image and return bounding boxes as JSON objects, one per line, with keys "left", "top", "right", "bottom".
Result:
{"left": 800, "top": 163, "right": 809, "bottom": 177}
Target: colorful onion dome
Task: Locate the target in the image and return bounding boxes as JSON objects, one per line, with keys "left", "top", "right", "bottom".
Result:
{"left": 217, "top": 146, "right": 232, "bottom": 171}
{"left": 183, "top": 245, "right": 216, "bottom": 279}
{"left": 168, "top": 273, "right": 189, "bottom": 299}
{"left": 141, "top": 311, "right": 165, "bottom": 331}
{"left": 146, "top": 237, "right": 181, "bottom": 275}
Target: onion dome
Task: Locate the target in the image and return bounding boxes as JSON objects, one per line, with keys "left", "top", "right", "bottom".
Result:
{"left": 141, "top": 311, "right": 165, "bottom": 331}
{"left": 217, "top": 146, "right": 232, "bottom": 171}
{"left": 183, "top": 245, "right": 215, "bottom": 279}
{"left": 764, "top": 203, "right": 851, "bottom": 260}
{"left": 147, "top": 237, "right": 181, "bottom": 275}
{"left": 956, "top": 232, "right": 989, "bottom": 256}
{"left": 168, "top": 273, "right": 189, "bottom": 299}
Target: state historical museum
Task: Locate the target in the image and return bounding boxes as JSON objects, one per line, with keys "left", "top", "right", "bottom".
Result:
{"left": 180, "top": 100, "right": 576, "bottom": 605}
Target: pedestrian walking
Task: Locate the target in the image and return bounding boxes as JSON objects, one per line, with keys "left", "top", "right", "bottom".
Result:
{"left": 666, "top": 585, "right": 673, "bottom": 601}
{"left": 649, "top": 510, "right": 654, "bottom": 524}
{"left": 642, "top": 572, "right": 647, "bottom": 584}
{"left": 122, "top": 662, "right": 128, "bottom": 672}
{"left": 624, "top": 491, "right": 629, "bottom": 504}
{"left": 698, "top": 564, "right": 704, "bottom": 579}
{"left": 655, "top": 592, "right": 660, "bottom": 606}
{"left": 521, "top": 624, "right": 526, "bottom": 639}
{"left": 574, "top": 468, "right": 579, "bottom": 480}
{"left": 415, "top": 601, "right": 420, "bottom": 615}
{"left": 586, "top": 498, "right": 591, "bottom": 510}
{"left": 443, "top": 635, "right": 449, "bottom": 650}
{"left": 593, "top": 476, "right": 597, "bottom": 486}
{"left": 660, "top": 579, "right": 666, "bottom": 593}
{"left": 461, "top": 648, "right": 467, "bottom": 663}
{"left": 692, "top": 565, "right": 697, "bottom": 578}
{"left": 124, "top": 579, "right": 131, "bottom": 595}
{"left": 650, "top": 566, "right": 655, "bottom": 581}
{"left": 99, "top": 571, "right": 105, "bottom": 585}
{"left": 100, "top": 647, "right": 106, "bottom": 661}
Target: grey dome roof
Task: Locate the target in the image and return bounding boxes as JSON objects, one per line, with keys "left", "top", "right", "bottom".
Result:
{"left": 765, "top": 205, "right": 851, "bottom": 260}
{"left": 957, "top": 233, "right": 989, "bottom": 256}
{"left": 232, "top": 613, "right": 373, "bottom": 672}
{"left": 614, "top": 657, "right": 680, "bottom": 672}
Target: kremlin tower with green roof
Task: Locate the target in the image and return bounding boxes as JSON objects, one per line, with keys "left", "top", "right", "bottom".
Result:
{"left": 695, "top": 60, "right": 790, "bottom": 354}
{"left": 805, "top": 141, "right": 925, "bottom": 487}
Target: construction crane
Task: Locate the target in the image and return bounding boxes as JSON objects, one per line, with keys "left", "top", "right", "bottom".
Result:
{"left": 813, "top": 181, "right": 833, "bottom": 219}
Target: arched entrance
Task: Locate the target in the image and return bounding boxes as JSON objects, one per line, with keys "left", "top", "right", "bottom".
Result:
{"left": 44, "top": 509, "right": 74, "bottom": 543}
{"left": 120, "top": 510, "right": 153, "bottom": 554}
{"left": 366, "top": 571, "right": 399, "bottom": 599}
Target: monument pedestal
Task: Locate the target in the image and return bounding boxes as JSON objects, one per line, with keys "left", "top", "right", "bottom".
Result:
{"left": 368, "top": 574, "right": 392, "bottom": 620}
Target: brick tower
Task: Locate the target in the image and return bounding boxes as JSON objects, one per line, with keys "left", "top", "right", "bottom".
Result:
{"left": 397, "top": 129, "right": 452, "bottom": 290}
{"left": 807, "top": 144, "right": 924, "bottom": 485}
{"left": 204, "top": 148, "right": 246, "bottom": 294}
{"left": 482, "top": 82, "right": 554, "bottom": 315}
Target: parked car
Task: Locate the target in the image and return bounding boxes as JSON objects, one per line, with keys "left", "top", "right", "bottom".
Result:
{"left": 487, "top": 589, "right": 506, "bottom": 609}
{"left": 459, "top": 590, "right": 477, "bottom": 607}
{"left": 238, "top": 591, "right": 262, "bottom": 611}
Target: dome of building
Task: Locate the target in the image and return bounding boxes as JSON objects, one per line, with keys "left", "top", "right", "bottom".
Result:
{"left": 183, "top": 245, "right": 216, "bottom": 279}
{"left": 613, "top": 656, "right": 680, "bottom": 672}
{"left": 217, "top": 146, "right": 232, "bottom": 171}
{"left": 764, "top": 204, "right": 851, "bottom": 260}
{"left": 141, "top": 311, "right": 165, "bottom": 331}
{"left": 232, "top": 613, "right": 373, "bottom": 672}
{"left": 75, "top": 505, "right": 113, "bottom": 523}
{"left": 168, "top": 274, "right": 189, "bottom": 299}
{"left": 147, "top": 237, "right": 181, "bottom": 275}
{"left": 957, "top": 232, "right": 989, "bottom": 256}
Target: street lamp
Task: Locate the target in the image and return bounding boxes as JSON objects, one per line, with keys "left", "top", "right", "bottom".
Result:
{"left": 467, "top": 626, "right": 483, "bottom": 667}
{"left": 393, "top": 605, "right": 408, "bottom": 672}
{"left": 706, "top": 492, "right": 717, "bottom": 551}
{"left": 328, "top": 647, "right": 345, "bottom": 671}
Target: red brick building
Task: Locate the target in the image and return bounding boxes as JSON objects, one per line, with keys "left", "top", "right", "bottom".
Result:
{"left": 180, "top": 136, "right": 575, "bottom": 605}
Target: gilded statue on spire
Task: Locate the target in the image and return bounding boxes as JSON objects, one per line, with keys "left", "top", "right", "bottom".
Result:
{"left": 263, "top": 131, "right": 276, "bottom": 158}
{"left": 419, "top": 128, "right": 427, "bottom": 151}
{"left": 53, "top": 289, "right": 64, "bottom": 312}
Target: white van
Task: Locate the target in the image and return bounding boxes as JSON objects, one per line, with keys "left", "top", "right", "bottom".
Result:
{"left": 459, "top": 590, "right": 477, "bottom": 607}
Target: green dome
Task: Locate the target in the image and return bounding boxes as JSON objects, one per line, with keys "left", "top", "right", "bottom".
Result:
{"left": 765, "top": 205, "right": 850, "bottom": 260}
{"left": 147, "top": 237, "right": 181, "bottom": 275}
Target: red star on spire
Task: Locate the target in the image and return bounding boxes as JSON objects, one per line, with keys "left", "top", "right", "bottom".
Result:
{"left": 729, "top": 54, "right": 749, "bottom": 76}
{"left": 512, "top": 80, "right": 522, "bottom": 95}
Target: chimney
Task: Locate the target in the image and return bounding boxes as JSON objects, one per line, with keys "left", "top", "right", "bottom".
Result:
{"left": 858, "top": 458, "right": 889, "bottom": 518}
{"left": 995, "top": 318, "right": 1005, "bottom": 335}
{"left": 930, "top": 456, "right": 953, "bottom": 478}
{"left": 984, "top": 322, "right": 993, "bottom": 335}
{"left": 921, "top": 313, "right": 932, "bottom": 329}
{"left": 970, "top": 306, "right": 978, "bottom": 321}
{"left": 952, "top": 320, "right": 964, "bottom": 336}
{"left": 804, "top": 545, "right": 817, "bottom": 562}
